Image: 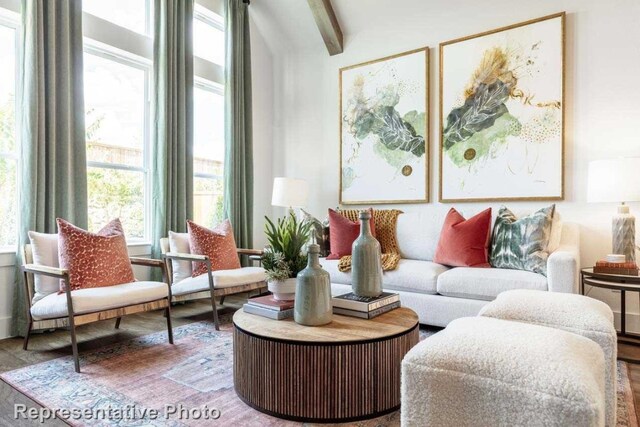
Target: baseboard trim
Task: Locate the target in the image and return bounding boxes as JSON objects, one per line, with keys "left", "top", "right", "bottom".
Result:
{"left": 0, "top": 316, "right": 13, "bottom": 339}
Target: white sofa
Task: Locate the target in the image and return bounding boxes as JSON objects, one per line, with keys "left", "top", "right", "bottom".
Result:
{"left": 324, "top": 210, "right": 580, "bottom": 327}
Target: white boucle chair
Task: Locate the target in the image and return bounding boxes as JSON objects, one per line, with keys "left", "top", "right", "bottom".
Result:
{"left": 401, "top": 317, "right": 606, "bottom": 427}
{"left": 479, "top": 289, "right": 617, "bottom": 427}
{"left": 21, "top": 242, "right": 173, "bottom": 374}
{"left": 160, "top": 233, "right": 267, "bottom": 330}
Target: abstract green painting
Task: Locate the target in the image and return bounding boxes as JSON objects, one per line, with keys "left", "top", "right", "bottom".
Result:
{"left": 340, "top": 47, "right": 429, "bottom": 204}
{"left": 440, "top": 13, "right": 564, "bottom": 202}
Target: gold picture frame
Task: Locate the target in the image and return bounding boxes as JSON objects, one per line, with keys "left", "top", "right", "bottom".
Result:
{"left": 339, "top": 47, "right": 430, "bottom": 205}
{"left": 439, "top": 12, "right": 565, "bottom": 203}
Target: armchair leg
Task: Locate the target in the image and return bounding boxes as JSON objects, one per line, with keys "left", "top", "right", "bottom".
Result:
{"left": 68, "top": 318, "right": 80, "bottom": 373}
{"left": 23, "top": 323, "right": 32, "bottom": 351}
{"left": 165, "top": 306, "right": 174, "bottom": 344}
{"left": 219, "top": 296, "right": 225, "bottom": 306}
{"left": 210, "top": 295, "right": 220, "bottom": 331}
{"left": 114, "top": 317, "right": 122, "bottom": 329}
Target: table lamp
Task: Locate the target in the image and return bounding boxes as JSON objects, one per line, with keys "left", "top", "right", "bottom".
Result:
{"left": 588, "top": 158, "right": 640, "bottom": 262}
{"left": 271, "top": 177, "right": 309, "bottom": 214}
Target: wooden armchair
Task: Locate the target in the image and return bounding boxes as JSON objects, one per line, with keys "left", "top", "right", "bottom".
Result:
{"left": 21, "top": 244, "right": 174, "bottom": 373}
{"left": 160, "top": 236, "right": 267, "bottom": 330}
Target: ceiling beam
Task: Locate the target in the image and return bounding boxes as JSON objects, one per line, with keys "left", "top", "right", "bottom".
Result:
{"left": 307, "top": 0, "right": 343, "bottom": 56}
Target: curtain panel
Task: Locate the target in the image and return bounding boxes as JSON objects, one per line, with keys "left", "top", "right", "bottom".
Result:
{"left": 151, "top": 0, "right": 194, "bottom": 262}
{"left": 224, "top": 0, "right": 253, "bottom": 252}
{"left": 12, "top": 0, "right": 88, "bottom": 336}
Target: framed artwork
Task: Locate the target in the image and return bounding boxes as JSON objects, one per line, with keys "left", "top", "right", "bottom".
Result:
{"left": 340, "top": 47, "right": 429, "bottom": 205}
{"left": 439, "top": 13, "right": 565, "bottom": 202}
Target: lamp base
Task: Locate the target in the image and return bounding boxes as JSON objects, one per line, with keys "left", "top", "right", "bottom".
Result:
{"left": 613, "top": 204, "right": 636, "bottom": 263}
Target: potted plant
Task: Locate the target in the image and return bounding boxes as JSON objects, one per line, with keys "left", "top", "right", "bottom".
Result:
{"left": 262, "top": 212, "right": 312, "bottom": 300}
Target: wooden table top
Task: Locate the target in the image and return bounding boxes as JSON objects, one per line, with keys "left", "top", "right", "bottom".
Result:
{"left": 233, "top": 307, "right": 418, "bottom": 343}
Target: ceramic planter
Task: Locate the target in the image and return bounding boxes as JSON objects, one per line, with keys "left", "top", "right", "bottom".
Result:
{"left": 268, "top": 278, "right": 297, "bottom": 301}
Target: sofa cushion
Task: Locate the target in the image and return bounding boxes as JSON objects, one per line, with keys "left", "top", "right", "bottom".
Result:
{"left": 171, "top": 267, "right": 266, "bottom": 296}
{"left": 489, "top": 205, "right": 555, "bottom": 276}
{"left": 396, "top": 212, "right": 446, "bottom": 261}
{"left": 321, "top": 258, "right": 448, "bottom": 294}
{"left": 433, "top": 208, "right": 492, "bottom": 268}
{"left": 30, "top": 281, "right": 168, "bottom": 320}
{"left": 436, "top": 267, "right": 547, "bottom": 301}
{"left": 327, "top": 208, "right": 376, "bottom": 260}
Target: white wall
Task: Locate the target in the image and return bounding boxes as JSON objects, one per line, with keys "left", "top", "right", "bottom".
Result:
{"left": 250, "top": 16, "right": 275, "bottom": 249}
{"left": 269, "top": 0, "right": 640, "bottom": 328}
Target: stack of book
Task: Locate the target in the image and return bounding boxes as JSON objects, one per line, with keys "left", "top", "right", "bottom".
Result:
{"left": 332, "top": 292, "right": 400, "bottom": 319}
{"left": 594, "top": 258, "right": 639, "bottom": 276}
{"left": 243, "top": 295, "right": 294, "bottom": 320}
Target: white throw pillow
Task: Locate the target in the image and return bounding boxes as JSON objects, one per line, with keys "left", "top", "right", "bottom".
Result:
{"left": 547, "top": 211, "right": 563, "bottom": 253}
{"left": 28, "top": 231, "right": 60, "bottom": 303}
{"left": 168, "top": 231, "right": 192, "bottom": 284}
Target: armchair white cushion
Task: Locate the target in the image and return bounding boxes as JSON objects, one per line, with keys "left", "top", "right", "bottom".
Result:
{"left": 171, "top": 267, "right": 267, "bottom": 296}
{"left": 30, "top": 281, "right": 169, "bottom": 320}
{"left": 28, "top": 231, "right": 60, "bottom": 302}
{"left": 168, "top": 231, "right": 192, "bottom": 283}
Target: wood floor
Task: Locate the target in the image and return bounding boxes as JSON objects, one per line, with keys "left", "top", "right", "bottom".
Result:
{"left": 0, "top": 296, "right": 638, "bottom": 426}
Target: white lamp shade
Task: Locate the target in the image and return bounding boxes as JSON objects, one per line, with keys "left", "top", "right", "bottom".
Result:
{"left": 271, "top": 177, "right": 309, "bottom": 208}
{"left": 587, "top": 158, "right": 640, "bottom": 203}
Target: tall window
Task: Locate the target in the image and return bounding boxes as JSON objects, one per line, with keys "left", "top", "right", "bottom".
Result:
{"left": 83, "top": 0, "right": 152, "bottom": 240}
{"left": 193, "top": 6, "right": 225, "bottom": 227}
{"left": 84, "top": 49, "right": 150, "bottom": 239}
{"left": 0, "top": 18, "right": 18, "bottom": 248}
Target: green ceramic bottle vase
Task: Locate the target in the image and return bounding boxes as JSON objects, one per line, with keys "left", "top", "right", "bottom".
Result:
{"left": 351, "top": 210, "right": 383, "bottom": 297}
{"left": 294, "top": 243, "right": 332, "bottom": 326}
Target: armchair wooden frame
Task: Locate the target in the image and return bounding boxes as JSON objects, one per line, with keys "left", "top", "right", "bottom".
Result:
{"left": 21, "top": 244, "right": 174, "bottom": 373}
{"left": 160, "top": 238, "right": 266, "bottom": 331}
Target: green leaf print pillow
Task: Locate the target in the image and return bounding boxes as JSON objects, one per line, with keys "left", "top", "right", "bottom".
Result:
{"left": 489, "top": 205, "right": 555, "bottom": 276}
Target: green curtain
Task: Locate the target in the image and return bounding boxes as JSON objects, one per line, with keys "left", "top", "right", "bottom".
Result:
{"left": 151, "top": 0, "right": 194, "bottom": 262}
{"left": 224, "top": 0, "right": 253, "bottom": 251}
{"left": 12, "top": 0, "right": 88, "bottom": 336}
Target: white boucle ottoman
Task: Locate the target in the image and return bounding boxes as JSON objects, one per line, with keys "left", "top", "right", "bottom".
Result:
{"left": 479, "top": 289, "right": 617, "bottom": 427}
{"left": 401, "top": 317, "right": 605, "bottom": 427}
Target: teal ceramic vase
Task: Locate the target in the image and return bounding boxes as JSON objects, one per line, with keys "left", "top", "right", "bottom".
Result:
{"left": 294, "top": 244, "right": 332, "bottom": 326}
{"left": 351, "top": 210, "right": 383, "bottom": 297}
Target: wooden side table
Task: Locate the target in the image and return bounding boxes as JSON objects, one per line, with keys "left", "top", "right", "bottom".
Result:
{"left": 232, "top": 307, "right": 420, "bottom": 423}
{"left": 581, "top": 268, "right": 640, "bottom": 346}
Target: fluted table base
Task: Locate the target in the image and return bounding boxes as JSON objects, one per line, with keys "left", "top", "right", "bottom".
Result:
{"left": 233, "top": 309, "right": 419, "bottom": 422}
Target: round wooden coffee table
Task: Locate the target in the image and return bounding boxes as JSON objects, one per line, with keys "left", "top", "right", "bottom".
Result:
{"left": 233, "top": 307, "right": 419, "bottom": 422}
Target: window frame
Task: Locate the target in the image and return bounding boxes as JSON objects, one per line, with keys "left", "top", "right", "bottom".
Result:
{"left": 83, "top": 42, "right": 153, "bottom": 243}
{"left": 0, "top": 7, "right": 21, "bottom": 253}
{"left": 192, "top": 3, "right": 225, "bottom": 227}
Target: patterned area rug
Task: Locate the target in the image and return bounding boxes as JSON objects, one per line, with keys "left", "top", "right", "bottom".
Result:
{"left": 1, "top": 314, "right": 638, "bottom": 426}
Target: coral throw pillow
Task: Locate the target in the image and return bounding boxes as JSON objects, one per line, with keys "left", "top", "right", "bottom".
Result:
{"left": 57, "top": 218, "right": 135, "bottom": 291}
{"left": 433, "top": 208, "right": 492, "bottom": 267}
{"left": 327, "top": 208, "right": 376, "bottom": 260}
{"left": 187, "top": 219, "right": 241, "bottom": 277}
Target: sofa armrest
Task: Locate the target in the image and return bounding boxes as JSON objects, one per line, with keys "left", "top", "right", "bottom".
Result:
{"left": 547, "top": 244, "right": 580, "bottom": 293}
{"left": 237, "top": 248, "right": 263, "bottom": 256}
